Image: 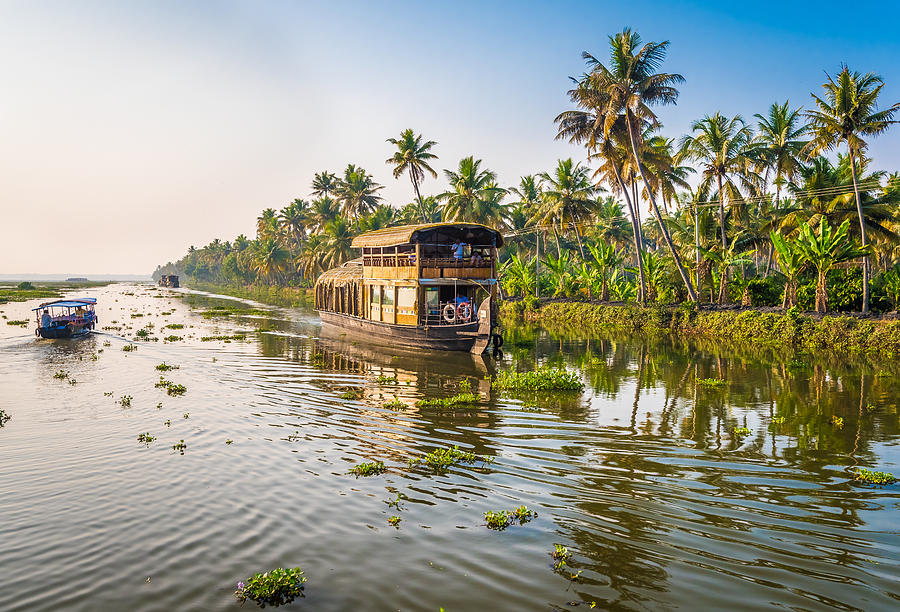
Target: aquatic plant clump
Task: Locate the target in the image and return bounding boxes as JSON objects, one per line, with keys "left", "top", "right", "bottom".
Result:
{"left": 155, "top": 377, "right": 187, "bottom": 396}
{"left": 234, "top": 567, "right": 306, "bottom": 607}
{"left": 53, "top": 370, "right": 69, "bottom": 380}
{"left": 408, "top": 445, "right": 494, "bottom": 474}
{"left": 0, "top": 408, "right": 11, "bottom": 426}
{"left": 155, "top": 362, "right": 179, "bottom": 371}
{"left": 484, "top": 505, "right": 537, "bottom": 530}
{"left": 382, "top": 399, "right": 406, "bottom": 410}
{"left": 349, "top": 460, "right": 387, "bottom": 477}
{"left": 122, "top": 344, "right": 137, "bottom": 352}
{"left": 733, "top": 426, "right": 751, "bottom": 436}
{"left": 388, "top": 515, "right": 401, "bottom": 527}
{"left": 492, "top": 368, "right": 583, "bottom": 392}
{"left": 697, "top": 378, "right": 727, "bottom": 386}
{"left": 339, "top": 388, "right": 364, "bottom": 400}
{"left": 137, "top": 432, "right": 156, "bottom": 444}
{"left": 852, "top": 468, "right": 896, "bottom": 486}
{"left": 415, "top": 392, "right": 480, "bottom": 409}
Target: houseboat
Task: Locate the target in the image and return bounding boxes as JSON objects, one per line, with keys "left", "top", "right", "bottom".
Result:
{"left": 158, "top": 275, "right": 180, "bottom": 288}
{"left": 314, "top": 222, "right": 503, "bottom": 353}
{"left": 33, "top": 298, "right": 98, "bottom": 339}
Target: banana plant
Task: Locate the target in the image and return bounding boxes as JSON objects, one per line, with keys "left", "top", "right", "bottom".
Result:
{"left": 793, "top": 218, "right": 871, "bottom": 313}
{"left": 770, "top": 230, "right": 807, "bottom": 308}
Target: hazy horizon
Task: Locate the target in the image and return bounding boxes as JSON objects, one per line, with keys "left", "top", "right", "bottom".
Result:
{"left": 2, "top": 0, "right": 898, "bottom": 275}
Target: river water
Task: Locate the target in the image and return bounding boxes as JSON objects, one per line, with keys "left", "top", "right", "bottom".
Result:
{"left": 1, "top": 283, "right": 898, "bottom": 611}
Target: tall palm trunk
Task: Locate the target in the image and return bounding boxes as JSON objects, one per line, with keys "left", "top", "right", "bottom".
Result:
{"left": 715, "top": 174, "right": 727, "bottom": 248}
{"left": 409, "top": 167, "right": 428, "bottom": 223}
{"left": 763, "top": 181, "right": 781, "bottom": 277}
{"left": 626, "top": 114, "right": 698, "bottom": 303}
{"left": 848, "top": 146, "right": 869, "bottom": 314}
{"left": 552, "top": 221, "right": 562, "bottom": 257}
{"left": 572, "top": 219, "right": 586, "bottom": 259}
{"left": 611, "top": 160, "right": 646, "bottom": 304}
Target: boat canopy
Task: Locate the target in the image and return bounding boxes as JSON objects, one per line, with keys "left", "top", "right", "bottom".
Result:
{"left": 33, "top": 298, "right": 97, "bottom": 311}
{"left": 350, "top": 223, "right": 503, "bottom": 249}
{"left": 315, "top": 259, "right": 363, "bottom": 287}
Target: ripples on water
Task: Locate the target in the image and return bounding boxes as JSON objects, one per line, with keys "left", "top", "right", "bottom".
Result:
{"left": 0, "top": 284, "right": 898, "bottom": 611}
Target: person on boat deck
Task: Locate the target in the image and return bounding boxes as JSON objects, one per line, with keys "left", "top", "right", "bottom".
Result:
{"left": 470, "top": 249, "right": 484, "bottom": 265}
{"left": 75, "top": 307, "right": 85, "bottom": 320}
{"left": 40, "top": 310, "right": 52, "bottom": 328}
{"left": 452, "top": 241, "right": 466, "bottom": 260}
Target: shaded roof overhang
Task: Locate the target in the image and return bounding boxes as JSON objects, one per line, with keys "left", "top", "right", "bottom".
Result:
{"left": 350, "top": 223, "right": 503, "bottom": 249}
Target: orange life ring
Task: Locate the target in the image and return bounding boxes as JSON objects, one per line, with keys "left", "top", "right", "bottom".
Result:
{"left": 456, "top": 301, "right": 472, "bottom": 322}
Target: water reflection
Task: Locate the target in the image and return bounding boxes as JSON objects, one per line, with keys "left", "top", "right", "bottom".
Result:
{"left": 2, "top": 286, "right": 896, "bottom": 611}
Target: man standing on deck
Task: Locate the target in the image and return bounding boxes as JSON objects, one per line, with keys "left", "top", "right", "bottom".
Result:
{"left": 40, "top": 309, "right": 51, "bottom": 328}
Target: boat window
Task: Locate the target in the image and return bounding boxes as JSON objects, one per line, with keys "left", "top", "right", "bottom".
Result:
{"left": 382, "top": 287, "right": 394, "bottom": 307}
{"left": 397, "top": 287, "right": 416, "bottom": 309}
{"left": 425, "top": 288, "right": 439, "bottom": 307}
{"left": 371, "top": 286, "right": 380, "bottom": 304}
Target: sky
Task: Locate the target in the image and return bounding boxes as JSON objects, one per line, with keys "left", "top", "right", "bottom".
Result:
{"left": 1, "top": 0, "right": 898, "bottom": 275}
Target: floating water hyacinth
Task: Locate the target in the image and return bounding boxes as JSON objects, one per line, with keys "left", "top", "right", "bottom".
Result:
{"left": 233, "top": 567, "right": 306, "bottom": 607}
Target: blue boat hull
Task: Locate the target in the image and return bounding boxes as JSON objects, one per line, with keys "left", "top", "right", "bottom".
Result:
{"left": 37, "top": 324, "right": 92, "bottom": 339}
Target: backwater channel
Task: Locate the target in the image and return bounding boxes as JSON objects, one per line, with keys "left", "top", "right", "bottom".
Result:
{"left": 0, "top": 283, "right": 897, "bottom": 611}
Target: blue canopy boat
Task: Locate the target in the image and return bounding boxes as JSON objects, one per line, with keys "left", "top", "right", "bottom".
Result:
{"left": 32, "top": 298, "right": 98, "bottom": 339}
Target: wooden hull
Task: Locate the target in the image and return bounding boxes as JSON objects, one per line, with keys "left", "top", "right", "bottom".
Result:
{"left": 318, "top": 311, "right": 485, "bottom": 352}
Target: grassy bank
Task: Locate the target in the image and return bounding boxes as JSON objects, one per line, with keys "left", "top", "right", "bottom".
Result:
{"left": 0, "top": 281, "right": 113, "bottom": 304}
{"left": 182, "top": 281, "right": 312, "bottom": 308}
{"left": 501, "top": 299, "right": 900, "bottom": 358}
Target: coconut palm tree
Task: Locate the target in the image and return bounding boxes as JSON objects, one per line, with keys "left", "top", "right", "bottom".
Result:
{"left": 251, "top": 237, "right": 291, "bottom": 284}
{"left": 555, "top": 77, "right": 647, "bottom": 301}
{"left": 386, "top": 129, "right": 438, "bottom": 223}
{"left": 582, "top": 28, "right": 698, "bottom": 302}
{"left": 311, "top": 171, "right": 338, "bottom": 198}
{"left": 309, "top": 196, "right": 341, "bottom": 233}
{"left": 753, "top": 101, "right": 808, "bottom": 274}
{"left": 804, "top": 66, "right": 900, "bottom": 313}
{"left": 438, "top": 157, "right": 508, "bottom": 226}
{"left": 256, "top": 208, "right": 279, "bottom": 241}
{"left": 322, "top": 217, "right": 356, "bottom": 268}
{"left": 678, "top": 113, "right": 760, "bottom": 248}
{"left": 335, "top": 164, "right": 383, "bottom": 230}
{"left": 279, "top": 199, "right": 310, "bottom": 253}
{"left": 535, "top": 159, "right": 596, "bottom": 258}
{"left": 793, "top": 218, "right": 871, "bottom": 313}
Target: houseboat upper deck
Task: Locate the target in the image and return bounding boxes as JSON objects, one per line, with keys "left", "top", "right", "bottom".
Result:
{"left": 314, "top": 222, "right": 503, "bottom": 352}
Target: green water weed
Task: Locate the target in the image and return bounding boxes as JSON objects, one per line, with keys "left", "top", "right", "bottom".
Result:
{"left": 233, "top": 567, "right": 306, "bottom": 607}
{"left": 492, "top": 368, "right": 583, "bottom": 392}
{"left": 349, "top": 460, "right": 387, "bottom": 477}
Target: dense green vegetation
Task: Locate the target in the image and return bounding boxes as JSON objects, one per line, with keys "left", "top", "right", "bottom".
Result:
{"left": 504, "top": 300, "right": 900, "bottom": 357}
{"left": 157, "top": 29, "right": 898, "bottom": 318}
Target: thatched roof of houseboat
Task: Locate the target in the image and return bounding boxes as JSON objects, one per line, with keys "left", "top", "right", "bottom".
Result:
{"left": 350, "top": 223, "right": 503, "bottom": 249}
{"left": 314, "top": 258, "right": 363, "bottom": 287}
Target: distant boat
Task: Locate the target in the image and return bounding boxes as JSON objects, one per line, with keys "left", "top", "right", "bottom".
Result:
{"left": 33, "top": 298, "right": 98, "bottom": 339}
{"left": 67, "top": 277, "right": 88, "bottom": 282}
{"left": 158, "top": 275, "right": 179, "bottom": 288}
{"left": 314, "top": 222, "right": 503, "bottom": 353}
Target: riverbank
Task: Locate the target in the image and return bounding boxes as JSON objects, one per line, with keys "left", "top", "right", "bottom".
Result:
{"left": 501, "top": 299, "right": 900, "bottom": 358}
{"left": 0, "top": 280, "right": 113, "bottom": 304}
{"left": 178, "top": 281, "right": 312, "bottom": 308}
